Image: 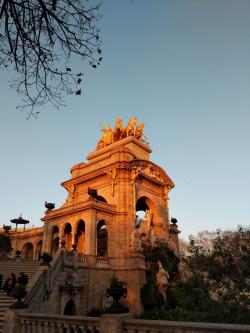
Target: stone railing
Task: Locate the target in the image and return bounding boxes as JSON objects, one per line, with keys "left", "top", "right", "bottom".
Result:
{"left": 78, "top": 253, "right": 88, "bottom": 264}
{"left": 5, "top": 312, "right": 100, "bottom": 333}
{"left": 0, "top": 257, "right": 17, "bottom": 262}
{"left": 96, "top": 256, "right": 110, "bottom": 266}
{"left": 59, "top": 252, "right": 112, "bottom": 267}
{"left": 123, "top": 318, "right": 250, "bottom": 333}
{"left": 25, "top": 269, "right": 47, "bottom": 312}
{"left": 63, "top": 253, "right": 110, "bottom": 267}
{"left": 3, "top": 312, "right": 250, "bottom": 333}
{"left": 25, "top": 248, "right": 64, "bottom": 312}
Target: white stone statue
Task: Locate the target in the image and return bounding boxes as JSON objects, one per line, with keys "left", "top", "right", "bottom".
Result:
{"left": 156, "top": 260, "right": 169, "bottom": 298}
{"left": 139, "top": 209, "right": 151, "bottom": 237}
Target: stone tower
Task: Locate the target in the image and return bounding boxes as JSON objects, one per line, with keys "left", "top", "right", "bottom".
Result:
{"left": 42, "top": 117, "right": 176, "bottom": 314}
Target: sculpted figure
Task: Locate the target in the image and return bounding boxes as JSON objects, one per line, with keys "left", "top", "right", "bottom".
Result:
{"left": 129, "top": 226, "right": 142, "bottom": 254}
{"left": 113, "top": 117, "right": 123, "bottom": 142}
{"left": 156, "top": 261, "right": 169, "bottom": 297}
{"left": 122, "top": 116, "right": 137, "bottom": 138}
{"left": 145, "top": 209, "right": 153, "bottom": 226}
{"left": 96, "top": 117, "right": 147, "bottom": 150}
{"left": 96, "top": 124, "right": 113, "bottom": 149}
{"left": 135, "top": 122, "right": 146, "bottom": 141}
{"left": 139, "top": 209, "right": 151, "bottom": 236}
{"left": 65, "top": 183, "right": 76, "bottom": 203}
{"left": 163, "top": 185, "right": 171, "bottom": 201}
{"left": 131, "top": 166, "right": 140, "bottom": 185}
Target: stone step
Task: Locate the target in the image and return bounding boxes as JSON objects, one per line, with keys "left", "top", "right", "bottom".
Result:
{"left": 0, "top": 262, "right": 39, "bottom": 333}
{"left": 0, "top": 260, "right": 39, "bottom": 283}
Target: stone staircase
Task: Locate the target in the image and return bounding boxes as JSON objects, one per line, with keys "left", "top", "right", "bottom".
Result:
{"left": 0, "top": 290, "right": 13, "bottom": 333}
{"left": 0, "top": 260, "right": 39, "bottom": 283}
{"left": 0, "top": 259, "right": 40, "bottom": 333}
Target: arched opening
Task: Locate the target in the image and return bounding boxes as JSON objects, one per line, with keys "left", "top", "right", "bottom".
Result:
{"left": 63, "top": 299, "right": 76, "bottom": 316}
{"left": 21, "top": 242, "right": 34, "bottom": 260}
{"left": 63, "top": 223, "right": 72, "bottom": 252}
{"left": 136, "top": 196, "right": 157, "bottom": 227}
{"left": 51, "top": 226, "right": 60, "bottom": 257}
{"left": 0, "top": 235, "right": 12, "bottom": 258}
{"left": 97, "top": 220, "right": 108, "bottom": 256}
{"left": 75, "top": 220, "right": 85, "bottom": 253}
{"left": 35, "top": 240, "right": 43, "bottom": 260}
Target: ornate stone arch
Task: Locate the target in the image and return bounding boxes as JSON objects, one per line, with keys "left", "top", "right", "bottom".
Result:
{"left": 130, "top": 159, "right": 175, "bottom": 187}
{"left": 136, "top": 196, "right": 158, "bottom": 226}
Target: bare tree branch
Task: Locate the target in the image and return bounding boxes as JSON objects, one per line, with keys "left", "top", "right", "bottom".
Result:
{"left": 0, "top": 0, "right": 102, "bottom": 118}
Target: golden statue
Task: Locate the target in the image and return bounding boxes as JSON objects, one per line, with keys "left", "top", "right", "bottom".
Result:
{"left": 135, "top": 122, "right": 147, "bottom": 141}
{"left": 96, "top": 123, "right": 113, "bottom": 150}
{"left": 123, "top": 116, "right": 137, "bottom": 138}
{"left": 96, "top": 117, "right": 146, "bottom": 150}
{"left": 113, "top": 117, "right": 123, "bottom": 142}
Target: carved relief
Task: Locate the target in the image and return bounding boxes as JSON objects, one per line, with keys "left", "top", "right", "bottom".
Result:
{"left": 163, "top": 185, "right": 171, "bottom": 201}
{"left": 140, "top": 166, "right": 163, "bottom": 182}
{"left": 106, "top": 169, "right": 117, "bottom": 196}
{"left": 64, "top": 183, "right": 76, "bottom": 203}
{"left": 131, "top": 165, "right": 164, "bottom": 184}
{"left": 129, "top": 227, "right": 142, "bottom": 254}
{"left": 129, "top": 209, "right": 166, "bottom": 254}
{"left": 131, "top": 166, "right": 140, "bottom": 185}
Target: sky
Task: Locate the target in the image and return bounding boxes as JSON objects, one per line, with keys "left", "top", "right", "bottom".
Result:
{"left": 0, "top": 0, "right": 250, "bottom": 239}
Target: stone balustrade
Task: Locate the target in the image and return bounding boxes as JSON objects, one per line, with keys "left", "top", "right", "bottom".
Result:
{"left": 96, "top": 256, "right": 110, "bottom": 266}
{"left": 3, "top": 312, "right": 250, "bottom": 333}
{"left": 12, "top": 313, "right": 100, "bottom": 333}
{"left": 78, "top": 253, "right": 88, "bottom": 264}
{"left": 0, "top": 257, "right": 18, "bottom": 262}
{"left": 25, "top": 248, "right": 64, "bottom": 312}
{"left": 123, "top": 318, "right": 250, "bottom": 333}
{"left": 60, "top": 253, "right": 112, "bottom": 268}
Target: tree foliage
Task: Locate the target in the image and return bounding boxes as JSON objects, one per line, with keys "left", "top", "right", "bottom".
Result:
{"left": 140, "top": 245, "right": 180, "bottom": 311}
{"left": 0, "top": 0, "right": 102, "bottom": 117}
{"left": 141, "top": 226, "right": 250, "bottom": 324}
{"left": 187, "top": 226, "right": 250, "bottom": 312}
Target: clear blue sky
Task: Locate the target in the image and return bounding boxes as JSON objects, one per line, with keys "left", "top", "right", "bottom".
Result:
{"left": 0, "top": 0, "right": 250, "bottom": 239}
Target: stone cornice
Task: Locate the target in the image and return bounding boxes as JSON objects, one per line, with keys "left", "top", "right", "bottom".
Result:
{"left": 43, "top": 198, "right": 117, "bottom": 221}
{"left": 62, "top": 160, "right": 131, "bottom": 188}
{"left": 87, "top": 136, "right": 151, "bottom": 161}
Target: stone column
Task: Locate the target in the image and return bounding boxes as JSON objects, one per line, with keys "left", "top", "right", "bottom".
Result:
{"left": 41, "top": 223, "right": 50, "bottom": 254}
{"left": 85, "top": 206, "right": 96, "bottom": 258}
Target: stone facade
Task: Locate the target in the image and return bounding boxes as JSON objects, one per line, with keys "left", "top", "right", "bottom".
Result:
{"left": 0, "top": 126, "right": 177, "bottom": 315}
{"left": 0, "top": 227, "right": 43, "bottom": 260}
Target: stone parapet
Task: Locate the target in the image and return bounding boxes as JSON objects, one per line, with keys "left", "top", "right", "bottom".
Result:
{"left": 87, "top": 136, "right": 152, "bottom": 162}
{"left": 123, "top": 319, "right": 250, "bottom": 332}
{"left": 3, "top": 312, "right": 250, "bottom": 333}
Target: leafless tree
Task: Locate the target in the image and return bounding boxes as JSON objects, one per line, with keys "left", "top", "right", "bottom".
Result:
{"left": 0, "top": 0, "right": 102, "bottom": 118}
